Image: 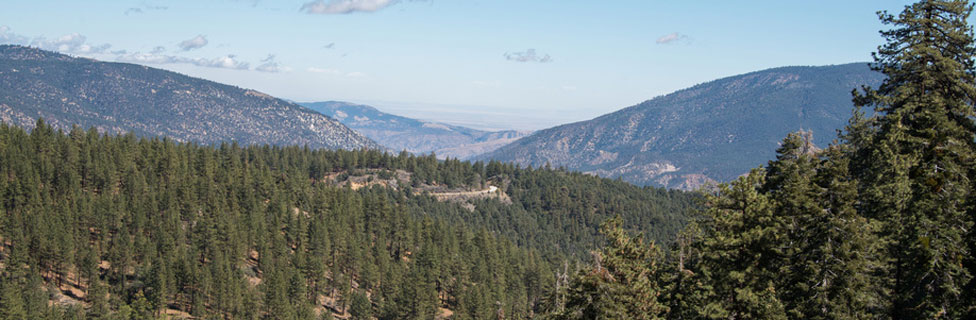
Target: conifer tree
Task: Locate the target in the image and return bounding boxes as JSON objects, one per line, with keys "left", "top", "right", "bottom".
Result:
{"left": 697, "top": 170, "right": 787, "bottom": 320}
{"left": 349, "top": 290, "right": 373, "bottom": 320}
{"left": 0, "top": 275, "right": 28, "bottom": 320}
{"left": 557, "top": 216, "right": 666, "bottom": 319}
{"left": 765, "top": 133, "right": 883, "bottom": 319}
{"left": 851, "top": 1, "right": 976, "bottom": 317}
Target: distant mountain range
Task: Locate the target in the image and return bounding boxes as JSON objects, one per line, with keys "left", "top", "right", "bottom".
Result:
{"left": 0, "top": 45, "right": 889, "bottom": 189}
{"left": 302, "top": 101, "right": 530, "bottom": 159}
{"left": 480, "top": 63, "right": 885, "bottom": 189}
{"left": 0, "top": 45, "right": 379, "bottom": 150}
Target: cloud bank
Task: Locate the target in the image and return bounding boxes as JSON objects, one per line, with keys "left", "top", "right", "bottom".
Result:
{"left": 117, "top": 52, "right": 250, "bottom": 70}
{"left": 32, "top": 33, "right": 112, "bottom": 54}
{"left": 0, "top": 26, "right": 288, "bottom": 72}
{"left": 0, "top": 26, "right": 29, "bottom": 45}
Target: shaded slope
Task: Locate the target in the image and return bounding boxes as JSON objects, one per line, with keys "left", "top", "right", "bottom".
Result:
{"left": 481, "top": 63, "right": 884, "bottom": 189}
{"left": 0, "top": 45, "right": 379, "bottom": 150}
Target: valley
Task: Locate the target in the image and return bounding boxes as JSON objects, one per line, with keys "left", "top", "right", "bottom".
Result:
{"left": 302, "top": 101, "right": 530, "bottom": 160}
{"left": 1, "top": 0, "right": 975, "bottom": 318}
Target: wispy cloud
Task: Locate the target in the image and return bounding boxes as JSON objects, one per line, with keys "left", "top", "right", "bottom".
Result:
{"left": 301, "top": 0, "right": 397, "bottom": 14}
{"left": 323, "top": 42, "right": 335, "bottom": 49}
{"left": 504, "top": 49, "right": 552, "bottom": 63}
{"left": 255, "top": 54, "right": 284, "bottom": 73}
{"left": 117, "top": 52, "right": 250, "bottom": 70}
{"left": 124, "top": 4, "right": 168, "bottom": 15}
{"left": 656, "top": 32, "right": 689, "bottom": 45}
{"left": 178, "top": 35, "right": 208, "bottom": 51}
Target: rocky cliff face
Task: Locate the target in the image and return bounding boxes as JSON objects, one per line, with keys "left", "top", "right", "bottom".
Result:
{"left": 0, "top": 45, "right": 379, "bottom": 150}
{"left": 480, "top": 63, "right": 885, "bottom": 189}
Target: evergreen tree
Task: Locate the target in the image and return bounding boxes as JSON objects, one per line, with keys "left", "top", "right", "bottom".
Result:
{"left": 0, "top": 275, "right": 28, "bottom": 320}
{"left": 765, "top": 133, "right": 884, "bottom": 319}
{"left": 697, "top": 170, "right": 787, "bottom": 320}
{"left": 557, "top": 216, "right": 666, "bottom": 319}
{"left": 349, "top": 290, "right": 373, "bottom": 320}
{"left": 852, "top": 0, "right": 976, "bottom": 317}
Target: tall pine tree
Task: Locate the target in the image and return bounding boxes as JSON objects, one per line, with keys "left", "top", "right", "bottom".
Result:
{"left": 696, "top": 170, "right": 787, "bottom": 320}
{"left": 851, "top": 0, "right": 976, "bottom": 317}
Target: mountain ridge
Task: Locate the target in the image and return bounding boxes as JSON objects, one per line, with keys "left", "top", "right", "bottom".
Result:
{"left": 479, "top": 63, "right": 885, "bottom": 189}
{"left": 0, "top": 45, "right": 380, "bottom": 150}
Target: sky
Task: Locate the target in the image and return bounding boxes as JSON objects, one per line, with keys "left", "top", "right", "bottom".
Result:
{"left": 0, "top": 0, "right": 939, "bottom": 130}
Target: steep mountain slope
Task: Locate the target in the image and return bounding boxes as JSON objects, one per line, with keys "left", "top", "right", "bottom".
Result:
{"left": 480, "top": 63, "right": 885, "bottom": 189}
{"left": 302, "top": 101, "right": 530, "bottom": 159}
{"left": 0, "top": 45, "right": 379, "bottom": 150}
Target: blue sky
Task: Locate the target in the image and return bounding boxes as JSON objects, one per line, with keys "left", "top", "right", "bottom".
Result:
{"left": 0, "top": 0, "right": 935, "bottom": 130}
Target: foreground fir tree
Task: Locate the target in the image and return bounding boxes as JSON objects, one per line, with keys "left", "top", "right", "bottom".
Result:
{"left": 556, "top": 216, "right": 667, "bottom": 320}
{"left": 851, "top": 0, "right": 976, "bottom": 317}
{"left": 697, "top": 169, "right": 787, "bottom": 320}
{"left": 765, "top": 133, "right": 884, "bottom": 319}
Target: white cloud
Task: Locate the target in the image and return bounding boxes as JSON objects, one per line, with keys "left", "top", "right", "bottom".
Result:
{"left": 504, "top": 49, "right": 552, "bottom": 63}
{"left": 345, "top": 71, "right": 367, "bottom": 78}
{"left": 178, "top": 35, "right": 208, "bottom": 51}
{"left": 116, "top": 52, "right": 250, "bottom": 70}
{"left": 656, "top": 32, "right": 689, "bottom": 45}
{"left": 206, "top": 55, "right": 249, "bottom": 69}
{"left": 301, "top": 0, "right": 397, "bottom": 14}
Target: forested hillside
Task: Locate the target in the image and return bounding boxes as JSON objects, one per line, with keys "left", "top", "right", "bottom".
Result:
{"left": 548, "top": 1, "right": 976, "bottom": 319}
{"left": 0, "top": 120, "right": 695, "bottom": 319}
